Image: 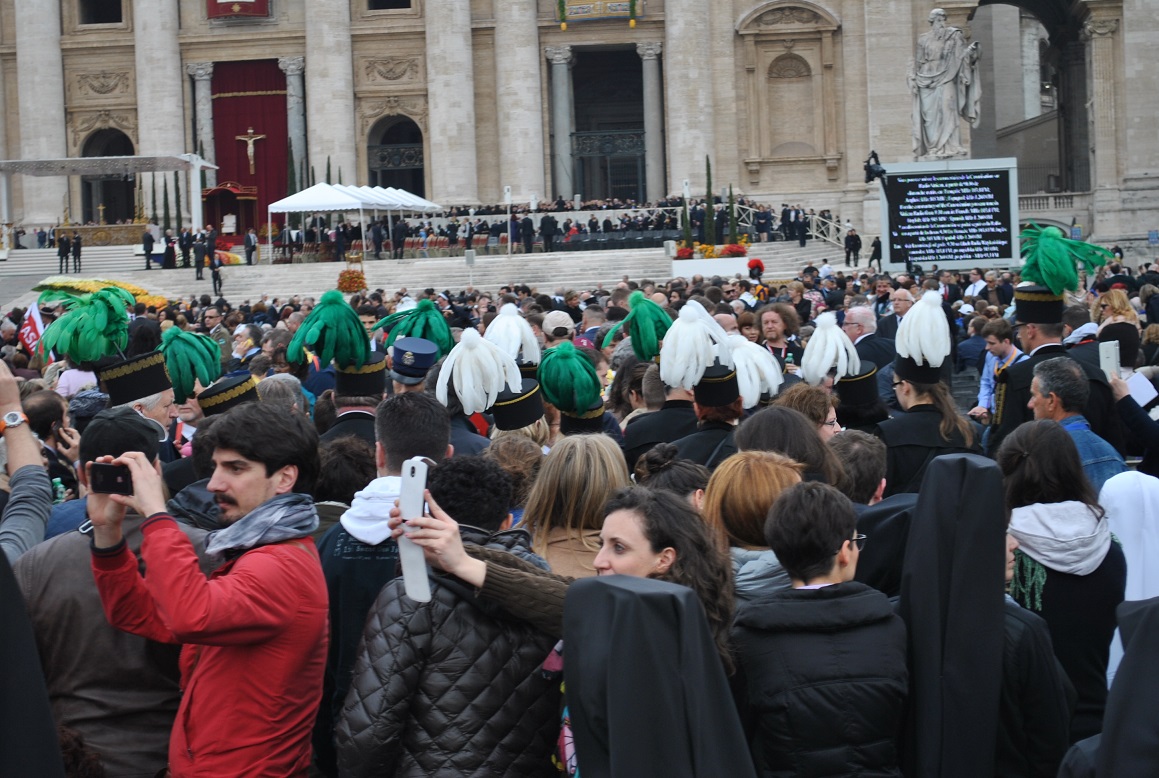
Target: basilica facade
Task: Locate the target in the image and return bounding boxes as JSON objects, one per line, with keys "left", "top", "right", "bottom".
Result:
{"left": 0, "top": 0, "right": 1155, "bottom": 254}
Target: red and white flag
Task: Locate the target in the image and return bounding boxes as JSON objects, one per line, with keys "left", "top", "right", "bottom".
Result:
{"left": 17, "top": 306, "right": 53, "bottom": 364}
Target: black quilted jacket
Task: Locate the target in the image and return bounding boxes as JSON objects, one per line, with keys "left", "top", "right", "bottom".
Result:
{"left": 336, "top": 528, "right": 560, "bottom": 777}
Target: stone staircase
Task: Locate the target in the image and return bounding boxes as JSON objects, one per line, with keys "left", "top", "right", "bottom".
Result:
{"left": 1, "top": 237, "right": 849, "bottom": 311}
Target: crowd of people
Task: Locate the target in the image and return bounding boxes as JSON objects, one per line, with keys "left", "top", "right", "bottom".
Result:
{"left": 3, "top": 226, "right": 1159, "bottom": 776}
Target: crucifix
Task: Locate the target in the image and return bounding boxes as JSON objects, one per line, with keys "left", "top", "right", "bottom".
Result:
{"left": 235, "top": 126, "right": 266, "bottom": 175}
{"left": 97, "top": 203, "right": 106, "bottom": 225}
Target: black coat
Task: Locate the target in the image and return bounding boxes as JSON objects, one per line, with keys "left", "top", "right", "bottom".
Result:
{"left": 989, "top": 345, "right": 1124, "bottom": 456}
{"left": 320, "top": 411, "right": 377, "bottom": 447}
{"left": 336, "top": 527, "right": 559, "bottom": 778}
{"left": 449, "top": 415, "right": 491, "bottom": 456}
{"left": 672, "top": 421, "right": 737, "bottom": 471}
{"left": 996, "top": 599, "right": 1073, "bottom": 778}
{"left": 732, "top": 582, "right": 908, "bottom": 777}
{"left": 621, "top": 400, "right": 699, "bottom": 470}
{"left": 1010, "top": 540, "right": 1126, "bottom": 742}
{"left": 877, "top": 313, "right": 902, "bottom": 340}
{"left": 854, "top": 333, "right": 897, "bottom": 370}
{"left": 875, "top": 405, "right": 981, "bottom": 496}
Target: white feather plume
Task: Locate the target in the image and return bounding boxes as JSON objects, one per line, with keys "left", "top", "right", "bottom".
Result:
{"left": 436, "top": 328, "right": 521, "bottom": 415}
{"left": 725, "top": 333, "right": 784, "bottom": 408}
{"left": 659, "top": 300, "right": 735, "bottom": 391}
{"left": 895, "top": 290, "right": 951, "bottom": 368}
{"left": 800, "top": 311, "right": 861, "bottom": 385}
{"left": 483, "top": 303, "right": 541, "bottom": 365}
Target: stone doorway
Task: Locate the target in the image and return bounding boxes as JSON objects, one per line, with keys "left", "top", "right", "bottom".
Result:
{"left": 571, "top": 48, "right": 645, "bottom": 201}
{"left": 81, "top": 129, "right": 135, "bottom": 224}
{"left": 368, "top": 116, "right": 425, "bottom": 197}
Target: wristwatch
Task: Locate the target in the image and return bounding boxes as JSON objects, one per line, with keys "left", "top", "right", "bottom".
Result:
{"left": 0, "top": 410, "right": 27, "bottom": 434}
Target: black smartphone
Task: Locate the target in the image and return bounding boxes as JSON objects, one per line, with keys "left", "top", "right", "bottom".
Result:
{"left": 89, "top": 463, "right": 134, "bottom": 495}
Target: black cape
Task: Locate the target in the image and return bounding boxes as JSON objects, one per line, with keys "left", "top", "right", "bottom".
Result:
{"left": 562, "top": 576, "right": 756, "bottom": 778}
{"left": 1059, "top": 596, "right": 1159, "bottom": 777}
{"left": 897, "top": 454, "right": 1005, "bottom": 776}
{"left": 0, "top": 552, "right": 66, "bottom": 776}
{"left": 854, "top": 492, "right": 919, "bottom": 598}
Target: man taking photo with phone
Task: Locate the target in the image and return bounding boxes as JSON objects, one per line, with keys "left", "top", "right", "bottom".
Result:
{"left": 87, "top": 402, "right": 328, "bottom": 776}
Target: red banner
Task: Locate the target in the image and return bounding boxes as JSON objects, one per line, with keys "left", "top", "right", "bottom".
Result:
{"left": 18, "top": 306, "right": 51, "bottom": 363}
{"left": 207, "top": 0, "right": 269, "bottom": 19}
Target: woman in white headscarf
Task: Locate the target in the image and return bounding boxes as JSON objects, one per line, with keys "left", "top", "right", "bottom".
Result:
{"left": 1099, "top": 470, "right": 1159, "bottom": 684}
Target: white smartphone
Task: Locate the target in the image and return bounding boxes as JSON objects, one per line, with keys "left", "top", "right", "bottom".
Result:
{"left": 1099, "top": 340, "right": 1121, "bottom": 382}
{"left": 397, "top": 457, "right": 433, "bottom": 603}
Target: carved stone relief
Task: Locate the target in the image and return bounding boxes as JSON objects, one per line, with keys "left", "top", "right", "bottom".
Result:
{"left": 70, "top": 110, "right": 138, "bottom": 147}
{"left": 769, "top": 53, "right": 811, "bottom": 79}
{"left": 359, "top": 96, "right": 428, "bottom": 136}
{"left": 758, "top": 8, "right": 820, "bottom": 26}
{"left": 364, "top": 57, "right": 422, "bottom": 84}
{"left": 76, "top": 71, "right": 131, "bottom": 96}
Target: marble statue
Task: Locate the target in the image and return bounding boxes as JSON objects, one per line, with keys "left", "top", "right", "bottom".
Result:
{"left": 909, "top": 8, "right": 982, "bottom": 159}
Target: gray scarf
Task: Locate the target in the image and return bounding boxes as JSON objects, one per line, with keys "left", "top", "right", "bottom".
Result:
{"left": 204, "top": 492, "right": 319, "bottom": 566}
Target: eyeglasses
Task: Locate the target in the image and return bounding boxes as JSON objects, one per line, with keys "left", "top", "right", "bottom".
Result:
{"left": 891, "top": 379, "right": 906, "bottom": 389}
{"left": 1100, "top": 303, "right": 1109, "bottom": 309}
{"left": 822, "top": 418, "right": 840, "bottom": 428}
{"left": 837, "top": 534, "right": 868, "bottom": 553}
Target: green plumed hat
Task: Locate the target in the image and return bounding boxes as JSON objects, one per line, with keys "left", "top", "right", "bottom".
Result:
{"left": 287, "top": 289, "right": 370, "bottom": 370}
{"left": 372, "top": 298, "right": 455, "bottom": 358}
{"left": 1020, "top": 223, "right": 1112, "bottom": 296}
{"left": 602, "top": 290, "right": 672, "bottom": 361}
{"left": 538, "top": 341, "right": 603, "bottom": 416}
{"left": 38, "top": 286, "right": 136, "bottom": 363}
{"left": 159, "top": 327, "right": 223, "bottom": 403}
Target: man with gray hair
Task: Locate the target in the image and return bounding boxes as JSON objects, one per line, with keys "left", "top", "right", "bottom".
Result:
{"left": 1029, "top": 357, "right": 1126, "bottom": 491}
{"left": 97, "top": 351, "right": 179, "bottom": 462}
{"left": 876, "top": 289, "right": 913, "bottom": 340}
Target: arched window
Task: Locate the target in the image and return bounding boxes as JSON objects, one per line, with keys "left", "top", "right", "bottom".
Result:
{"left": 767, "top": 54, "right": 816, "bottom": 156}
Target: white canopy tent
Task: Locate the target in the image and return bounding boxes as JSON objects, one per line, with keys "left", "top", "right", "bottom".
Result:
{"left": 265, "top": 182, "right": 442, "bottom": 262}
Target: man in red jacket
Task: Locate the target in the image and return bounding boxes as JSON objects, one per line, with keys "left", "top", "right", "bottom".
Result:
{"left": 88, "top": 402, "right": 328, "bottom": 777}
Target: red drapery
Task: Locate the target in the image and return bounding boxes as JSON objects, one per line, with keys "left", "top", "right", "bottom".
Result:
{"left": 207, "top": 0, "right": 270, "bottom": 20}
{"left": 210, "top": 60, "right": 288, "bottom": 232}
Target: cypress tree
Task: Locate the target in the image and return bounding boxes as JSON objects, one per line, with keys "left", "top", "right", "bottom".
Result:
{"left": 704, "top": 156, "right": 715, "bottom": 247}
{"left": 174, "top": 171, "right": 183, "bottom": 231}
{"left": 728, "top": 185, "right": 738, "bottom": 244}
{"left": 326, "top": 156, "right": 332, "bottom": 184}
{"left": 151, "top": 175, "right": 159, "bottom": 224}
{"left": 162, "top": 178, "right": 171, "bottom": 233}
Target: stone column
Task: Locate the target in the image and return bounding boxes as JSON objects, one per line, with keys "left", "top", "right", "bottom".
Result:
{"left": 305, "top": 0, "right": 357, "bottom": 185}
{"left": 494, "top": 0, "right": 545, "bottom": 201}
{"left": 278, "top": 57, "right": 307, "bottom": 191}
{"left": 14, "top": 0, "right": 67, "bottom": 225}
{"left": 637, "top": 42, "right": 665, "bottom": 203}
{"left": 186, "top": 63, "right": 217, "bottom": 188}
{"left": 1020, "top": 15, "right": 1043, "bottom": 120}
{"left": 1083, "top": 15, "right": 1122, "bottom": 238}
{"left": 425, "top": 0, "right": 479, "bottom": 203}
{"left": 664, "top": 0, "right": 714, "bottom": 193}
{"left": 134, "top": 0, "right": 185, "bottom": 229}
{"left": 545, "top": 46, "right": 574, "bottom": 201}
{"left": 1083, "top": 18, "right": 1120, "bottom": 189}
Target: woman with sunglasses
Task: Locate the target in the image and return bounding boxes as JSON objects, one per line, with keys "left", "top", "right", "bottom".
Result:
{"left": 731, "top": 481, "right": 907, "bottom": 775}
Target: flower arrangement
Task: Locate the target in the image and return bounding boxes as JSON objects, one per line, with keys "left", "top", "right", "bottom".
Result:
{"left": 337, "top": 269, "right": 367, "bottom": 293}
{"left": 721, "top": 243, "right": 748, "bottom": 257}
{"left": 675, "top": 246, "right": 695, "bottom": 260}
{"left": 35, "top": 278, "right": 171, "bottom": 311}
{"left": 697, "top": 243, "right": 717, "bottom": 259}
